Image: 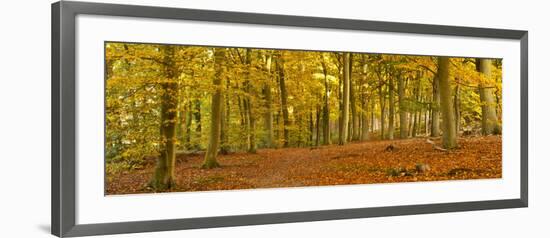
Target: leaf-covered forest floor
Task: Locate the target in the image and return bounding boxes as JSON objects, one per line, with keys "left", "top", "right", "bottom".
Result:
{"left": 106, "top": 135, "right": 502, "bottom": 195}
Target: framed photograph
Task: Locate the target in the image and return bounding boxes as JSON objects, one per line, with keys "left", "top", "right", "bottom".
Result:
{"left": 52, "top": 1, "right": 528, "bottom": 237}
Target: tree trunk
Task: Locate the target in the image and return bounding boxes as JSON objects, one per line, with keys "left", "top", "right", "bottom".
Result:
{"left": 477, "top": 59, "right": 501, "bottom": 135}
{"left": 438, "top": 56, "right": 457, "bottom": 149}
{"left": 321, "top": 59, "right": 331, "bottom": 145}
{"left": 315, "top": 105, "right": 321, "bottom": 146}
{"left": 309, "top": 111, "right": 314, "bottom": 145}
{"left": 277, "top": 55, "right": 290, "bottom": 147}
{"left": 176, "top": 88, "right": 185, "bottom": 150}
{"left": 184, "top": 102, "right": 192, "bottom": 150}
{"left": 151, "top": 45, "right": 178, "bottom": 189}
{"left": 263, "top": 53, "right": 274, "bottom": 147}
{"left": 349, "top": 54, "right": 359, "bottom": 141}
{"left": 202, "top": 48, "right": 225, "bottom": 169}
{"left": 370, "top": 100, "right": 376, "bottom": 133}
{"left": 388, "top": 72, "right": 395, "bottom": 140}
{"left": 378, "top": 74, "right": 386, "bottom": 140}
{"left": 398, "top": 74, "right": 407, "bottom": 139}
{"left": 339, "top": 52, "right": 351, "bottom": 145}
{"left": 424, "top": 105, "right": 430, "bottom": 135}
{"left": 244, "top": 49, "right": 257, "bottom": 153}
{"left": 193, "top": 99, "right": 201, "bottom": 149}
{"left": 412, "top": 78, "right": 421, "bottom": 137}
{"left": 431, "top": 72, "right": 440, "bottom": 137}
{"left": 454, "top": 84, "right": 461, "bottom": 135}
{"left": 220, "top": 76, "right": 231, "bottom": 154}
{"left": 411, "top": 111, "right": 418, "bottom": 137}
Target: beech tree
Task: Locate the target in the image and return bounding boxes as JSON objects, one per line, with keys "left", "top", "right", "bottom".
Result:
{"left": 202, "top": 48, "right": 225, "bottom": 169}
{"left": 388, "top": 69, "right": 395, "bottom": 140}
{"left": 339, "top": 52, "right": 351, "bottom": 145}
{"left": 438, "top": 56, "right": 457, "bottom": 149}
{"left": 477, "top": 58, "right": 501, "bottom": 135}
{"left": 151, "top": 45, "right": 178, "bottom": 189}
{"left": 398, "top": 72, "right": 408, "bottom": 139}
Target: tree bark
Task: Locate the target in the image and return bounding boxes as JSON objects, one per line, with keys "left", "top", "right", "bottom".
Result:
{"left": 438, "top": 57, "right": 457, "bottom": 149}
{"left": 151, "top": 45, "right": 178, "bottom": 189}
{"left": 263, "top": 53, "right": 274, "bottom": 147}
{"left": 388, "top": 72, "right": 395, "bottom": 140}
{"left": 477, "top": 59, "right": 501, "bottom": 135}
{"left": 193, "top": 99, "right": 201, "bottom": 149}
{"left": 220, "top": 75, "right": 231, "bottom": 154}
{"left": 378, "top": 75, "right": 386, "bottom": 140}
{"left": 184, "top": 102, "right": 192, "bottom": 150}
{"left": 339, "top": 53, "right": 351, "bottom": 145}
{"left": 412, "top": 77, "right": 421, "bottom": 137}
{"left": 277, "top": 55, "right": 290, "bottom": 147}
{"left": 321, "top": 58, "right": 331, "bottom": 145}
{"left": 431, "top": 72, "right": 440, "bottom": 137}
{"left": 315, "top": 105, "right": 321, "bottom": 146}
{"left": 454, "top": 84, "right": 461, "bottom": 135}
{"left": 244, "top": 49, "right": 257, "bottom": 153}
{"left": 349, "top": 54, "right": 359, "bottom": 141}
{"left": 202, "top": 48, "right": 225, "bottom": 169}
{"left": 398, "top": 73, "right": 408, "bottom": 139}
{"left": 360, "top": 60, "right": 369, "bottom": 141}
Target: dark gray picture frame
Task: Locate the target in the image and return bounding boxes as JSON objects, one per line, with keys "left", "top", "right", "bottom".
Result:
{"left": 52, "top": 1, "right": 528, "bottom": 237}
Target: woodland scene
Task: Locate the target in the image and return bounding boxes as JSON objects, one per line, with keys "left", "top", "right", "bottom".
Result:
{"left": 105, "top": 42, "right": 502, "bottom": 195}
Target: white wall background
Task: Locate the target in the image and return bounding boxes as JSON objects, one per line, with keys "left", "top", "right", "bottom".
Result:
{"left": 0, "top": 0, "right": 545, "bottom": 237}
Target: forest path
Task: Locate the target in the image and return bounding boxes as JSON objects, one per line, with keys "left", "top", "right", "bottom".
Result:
{"left": 106, "top": 136, "right": 502, "bottom": 195}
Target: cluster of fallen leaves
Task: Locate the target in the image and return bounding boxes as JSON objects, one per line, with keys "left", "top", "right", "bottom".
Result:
{"left": 106, "top": 135, "right": 502, "bottom": 195}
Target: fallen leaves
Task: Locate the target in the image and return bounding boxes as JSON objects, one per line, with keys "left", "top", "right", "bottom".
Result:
{"left": 106, "top": 135, "right": 502, "bottom": 195}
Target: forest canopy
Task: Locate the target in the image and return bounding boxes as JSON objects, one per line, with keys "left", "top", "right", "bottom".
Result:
{"left": 105, "top": 42, "right": 502, "bottom": 193}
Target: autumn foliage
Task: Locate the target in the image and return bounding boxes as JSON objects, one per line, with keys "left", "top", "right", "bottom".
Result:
{"left": 105, "top": 42, "right": 502, "bottom": 195}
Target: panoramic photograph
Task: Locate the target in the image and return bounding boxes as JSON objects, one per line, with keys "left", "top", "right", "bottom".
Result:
{"left": 105, "top": 42, "right": 502, "bottom": 195}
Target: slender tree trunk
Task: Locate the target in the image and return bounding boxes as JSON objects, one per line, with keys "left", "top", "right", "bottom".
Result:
{"left": 361, "top": 107, "right": 369, "bottom": 140}
{"left": 176, "top": 87, "right": 185, "bottom": 150}
{"left": 431, "top": 72, "right": 440, "bottom": 137}
{"left": 398, "top": 74, "right": 407, "bottom": 138}
{"left": 277, "top": 55, "right": 290, "bottom": 147}
{"left": 220, "top": 77, "right": 231, "bottom": 154}
{"left": 244, "top": 49, "right": 257, "bottom": 153}
{"left": 339, "top": 53, "right": 351, "bottom": 145}
{"left": 321, "top": 59, "right": 331, "bottom": 145}
{"left": 438, "top": 56, "right": 457, "bottom": 149}
{"left": 237, "top": 95, "right": 245, "bottom": 126}
{"left": 378, "top": 83, "right": 386, "bottom": 140}
{"left": 412, "top": 78, "right": 421, "bottom": 137}
{"left": 370, "top": 100, "right": 376, "bottom": 134}
{"left": 243, "top": 95, "right": 250, "bottom": 150}
{"left": 315, "top": 105, "right": 321, "bottom": 146}
{"left": 377, "top": 70, "right": 386, "bottom": 140}
{"left": 477, "top": 59, "right": 501, "bottom": 135}
{"left": 263, "top": 53, "right": 274, "bottom": 147}
{"left": 193, "top": 99, "right": 202, "bottom": 149}
{"left": 425, "top": 107, "right": 429, "bottom": 135}
{"left": 454, "top": 84, "right": 461, "bottom": 135}
{"left": 427, "top": 106, "right": 432, "bottom": 135}
{"left": 151, "top": 45, "right": 178, "bottom": 189}
{"left": 349, "top": 54, "right": 359, "bottom": 141}
{"left": 309, "top": 110, "right": 314, "bottom": 145}
{"left": 202, "top": 48, "right": 225, "bottom": 168}
{"left": 408, "top": 111, "right": 413, "bottom": 137}
{"left": 412, "top": 111, "right": 418, "bottom": 137}
{"left": 388, "top": 72, "right": 395, "bottom": 140}
{"left": 184, "top": 102, "right": 192, "bottom": 150}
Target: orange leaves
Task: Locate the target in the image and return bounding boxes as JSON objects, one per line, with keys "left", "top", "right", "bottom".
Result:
{"left": 106, "top": 136, "right": 502, "bottom": 195}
